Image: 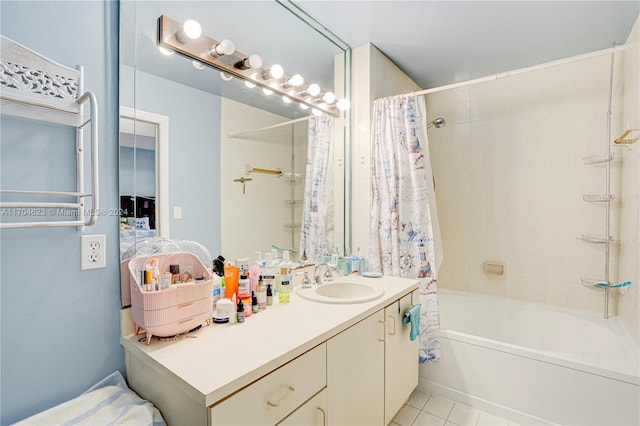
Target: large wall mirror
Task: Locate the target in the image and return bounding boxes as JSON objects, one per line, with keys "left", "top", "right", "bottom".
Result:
{"left": 119, "top": 1, "right": 350, "bottom": 276}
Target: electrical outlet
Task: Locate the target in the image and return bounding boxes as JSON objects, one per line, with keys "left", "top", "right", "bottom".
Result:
{"left": 81, "top": 234, "right": 106, "bottom": 270}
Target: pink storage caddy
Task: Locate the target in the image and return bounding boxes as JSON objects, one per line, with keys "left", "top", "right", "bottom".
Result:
{"left": 129, "top": 252, "right": 213, "bottom": 344}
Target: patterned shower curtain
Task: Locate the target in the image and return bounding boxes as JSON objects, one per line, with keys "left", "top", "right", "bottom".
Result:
{"left": 370, "top": 94, "right": 442, "bottom": 363}
{"left": 299, "top": 115, "right": 334, "bottom": 263}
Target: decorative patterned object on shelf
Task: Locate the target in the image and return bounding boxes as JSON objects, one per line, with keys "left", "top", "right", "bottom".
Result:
{"left": 1, "top": 61, "right": 79, "bottom": 100}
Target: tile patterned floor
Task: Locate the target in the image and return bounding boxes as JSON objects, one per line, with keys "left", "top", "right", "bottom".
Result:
{"left": 392, "top": 389, "right": 518, "bottom": 426}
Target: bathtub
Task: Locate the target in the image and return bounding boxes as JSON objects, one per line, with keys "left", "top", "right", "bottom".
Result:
{"left": 419, "top": 290, "right": 639, "bottom": 425}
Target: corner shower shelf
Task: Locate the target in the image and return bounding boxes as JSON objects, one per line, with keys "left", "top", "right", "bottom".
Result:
{"left": 583, "top": 153, "right": 615, "bottom": 165}
{"left": 285, "top": 200, "right": 303, "bottom": 206}
{"left": 581, "top": 278, "right": 632, "bottom": 290}
{"left": 0, "top": 35, "right": 99, "bottom": 229}
{"left": 583, "top": 194, "right": 615, "bottom": 203}
{"left": 581, "top": 278, "right": 609, "bottom": 288}
{"left": 577, "top": 234, "right": 613, "bottom": 244}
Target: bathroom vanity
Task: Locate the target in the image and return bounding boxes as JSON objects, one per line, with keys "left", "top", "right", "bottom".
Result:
{"left": 121, "top": 276, "right": 420, "bottom": 425}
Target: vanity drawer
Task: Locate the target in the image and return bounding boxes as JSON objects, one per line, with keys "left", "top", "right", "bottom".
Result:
{"left": 210, "top": 343, "right": 326, "bottom": 425}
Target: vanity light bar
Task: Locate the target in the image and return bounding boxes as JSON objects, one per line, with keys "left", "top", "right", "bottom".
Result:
{"left": 157, "top": 15, "right": 341, "bottom": 118}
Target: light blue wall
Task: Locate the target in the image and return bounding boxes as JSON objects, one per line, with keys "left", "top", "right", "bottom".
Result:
{"left": 119, "top": 145, "right": 157, "bottom": 197}
{"left": 120, "top": 65, "right": 221, "bottom": 255}
{"left": 0, "top": 1, "right": 122, "bottom": 424}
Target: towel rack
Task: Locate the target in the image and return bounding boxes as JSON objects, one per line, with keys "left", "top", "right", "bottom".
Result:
{"left": 0, "top": 35, "right": 99, "bottom": 229}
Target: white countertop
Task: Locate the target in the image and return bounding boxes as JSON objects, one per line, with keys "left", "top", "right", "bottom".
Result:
{"left": 121, "top": 275, "right": 419, "bottom": 407}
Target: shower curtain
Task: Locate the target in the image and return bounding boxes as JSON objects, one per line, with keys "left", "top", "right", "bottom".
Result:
{"left": 370, "top": 94, "right": 442, "bottom": 363}
{"left": 300, "top": 114, "right": 334, "bottom": 263}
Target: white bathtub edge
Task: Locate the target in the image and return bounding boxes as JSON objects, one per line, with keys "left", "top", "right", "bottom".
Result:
{"left": 418, "top": 377, "right": 557, "bottom": 426}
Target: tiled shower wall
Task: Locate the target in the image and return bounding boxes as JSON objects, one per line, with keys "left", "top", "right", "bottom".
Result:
{"left": 427, "top": 51, "right": 637, "bottom": 316}
{"left": 220, "top": 98, "right": 307, "bottom": 262}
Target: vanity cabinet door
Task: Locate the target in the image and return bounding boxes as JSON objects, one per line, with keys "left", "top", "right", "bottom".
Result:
{"left": 327, "top": 310, "right": 385, "bottom": 425}
{"left": 278, "top": 389, "right": 327, "bottom": 426}
{"left": 384, "top": 291, "right": 419, "bottom": 424}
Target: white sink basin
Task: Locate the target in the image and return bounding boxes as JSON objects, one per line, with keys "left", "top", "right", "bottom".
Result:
{"left": 297, "top": 281, "right": 384, "bottom": 304}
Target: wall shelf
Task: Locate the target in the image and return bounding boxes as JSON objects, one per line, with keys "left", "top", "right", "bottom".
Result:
{"left": 577, "top": 234, "right": 613, "bottom": 244}
{"left": 0, "top": 35, "right": 99, "bottom": 229}
{"left": 583, "top": 153, "right": 615, "bottom": 165}
{"left": 582, "top": 194, "right": 615, "bottom": 203}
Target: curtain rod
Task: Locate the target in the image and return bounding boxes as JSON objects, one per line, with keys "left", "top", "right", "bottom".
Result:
{"left": 227, "top": 115, "right": 312, "bottom": 139}
{"left": 394, "top": 40, "right": 640, "bottom": 99}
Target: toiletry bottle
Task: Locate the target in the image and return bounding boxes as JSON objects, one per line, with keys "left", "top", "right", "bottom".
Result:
{"left": 238, "top": 273, "right": 250, "bottom": 295}
{"left": 266, "top": 284, "right": 273, "bottom": 306}
{"left": 237, "top": 299, "right": 245, "bottom": 323}
{"left": 251, "top": 291, "right": 259, "bottom": 314}
{"left": 257, "top": 276, "right": 267, "bottom": 309}
{"left": 278, "top": 251, "right": 292, "bottom": 304}
{"left": 240, "top": 293, "right": 251, "bottom": 317}
{"left": 279, "top": 270, "right": 291, "bottom": 304}
{"left": 250, "top": 264, "right": 260, "bottom": 292}
{"left": 262, "top": 253, "right": 277, "bottom": 298}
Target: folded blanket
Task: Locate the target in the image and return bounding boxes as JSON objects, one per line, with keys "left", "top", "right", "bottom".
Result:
{"left": 14, "top": 371, "right": 165, "bottom": 426}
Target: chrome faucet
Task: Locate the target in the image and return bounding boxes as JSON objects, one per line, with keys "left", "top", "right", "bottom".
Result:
{"left": 313, "top": 263, "right": 337, "bottom": 285}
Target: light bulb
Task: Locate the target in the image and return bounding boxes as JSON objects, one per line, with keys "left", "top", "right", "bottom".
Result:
{"left": 336, "top": 99, "right": 351, "bottom": 110}
{"left": 236, "top": 54, "right": 263, "bottom": 70}
{"left": 322, "top": 92, "right": 336, "bottom": 104}
{"left": 282, "top": 96, "right": 292, "bottom": 104}
{"left": 299, "top": 103, "right": 309, "bottom": 110}
{"left": 269, "top": 64, "right": 284, "bottom": 79}
{"left": 262, "top": 88, "right": 274, "bottom": 96}
{"left": 192, "top": 60, "right": 206, "bottom": 70}
{"left": 249, "top": 55, "right": 263, "bottom": 69}
{"left": 177, "top": 19, "right": 202, "bottom": 43}
{"left": 288, "top": 74, "right": 304, "bottom": 87}
{"left": 212, "top": 39, "right": 235, "bottom": 56}
{"left": 245, "top": 73, "right": 257, "bottom": 88}
{"left": 158, "top": 46, "right": 174, "bottom": 56}
{"left": 220, "top": 71, "right": 233, "bottom": 81}
{"left": 312, "top": 108, "right": 322, "bottom": 117}
{"left": 307, "top": 83, "right": 321, "bottom": 97}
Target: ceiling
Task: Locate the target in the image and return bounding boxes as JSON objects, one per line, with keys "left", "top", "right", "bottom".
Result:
{"left": 297, "top": 1, "right": 640, "bottom": 89}
{"left": 121, "top": 1, "right": 639, "bottom": 119}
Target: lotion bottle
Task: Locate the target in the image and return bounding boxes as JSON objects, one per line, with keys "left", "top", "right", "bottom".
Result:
{"left": 278, "top": 251, "right": 292, "bottom": 303}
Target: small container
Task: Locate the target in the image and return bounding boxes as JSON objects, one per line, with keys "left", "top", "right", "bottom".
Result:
{"left": 337, "top": 257, "right": 351, "bottom": 276}
{"left": 238, "top": 274, "right": 250, "bottom": 295}
{"left": 239, "top": 293, "right": 251, "bottom": 317}
{"left": 266, "top": 284, "right": 273, "bottom": 306}
{"left": 251, "top": 291, "right": 259, "bottom": 314}
{"left": 236, "top": 298, "right": 245, "bottom": 323}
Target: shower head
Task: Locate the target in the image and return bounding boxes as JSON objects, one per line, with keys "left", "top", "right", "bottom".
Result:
{"left": 427, "top": 117, "right": 446, "bottom": 129}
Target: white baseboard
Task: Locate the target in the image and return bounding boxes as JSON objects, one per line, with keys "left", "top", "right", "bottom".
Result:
{"left": 418, "top": 377, "right": 556, "bottom": 426}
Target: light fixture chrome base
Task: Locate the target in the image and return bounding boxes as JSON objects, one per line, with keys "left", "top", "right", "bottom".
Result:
{"left": 158, "top": 15, "right": 340, "bottom": 118}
